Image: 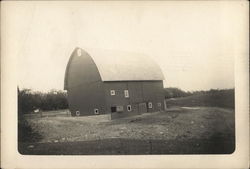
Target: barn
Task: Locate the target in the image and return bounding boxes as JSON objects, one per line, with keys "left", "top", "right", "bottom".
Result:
{"left": 64, "top": 47, "right": 166, "bottom": 119}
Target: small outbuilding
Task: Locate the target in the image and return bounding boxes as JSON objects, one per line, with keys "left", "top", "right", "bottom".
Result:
{"left": 64, "top": 47, "right": 165, "bottom": 119}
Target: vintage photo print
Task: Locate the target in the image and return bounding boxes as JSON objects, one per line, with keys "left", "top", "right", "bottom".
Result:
{"left": 1, "top": 1, "right": 249, "bottom": 169}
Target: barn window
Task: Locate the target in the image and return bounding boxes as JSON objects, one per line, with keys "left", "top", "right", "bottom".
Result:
{"left": 77, "top": 49, "right": 82, "bottom": 56}
{"left": 148, "top": 102, "right": 153, "bottom": 109}
{"left": 111, "top": 106, "right": 117, "bottom": 113}
{"left": 94, "top": 108, "right": 99, "bottom": 114}
{"left": 117, "top": 105, "right": 124, "bottom": 112}
{"left": 124, "top": 90, "right": 129, "bottom": 98}
{"left": 158, "top": 102, "right": 161, "bottom": 107}
{"left": 110, "top": 90, "right": 116, "bottom": 96}
{"left": 76, "top": 111, "right": 80, "bottom": 116}
{"left": 127, "top": 105, "right": 132, "bottom": 112}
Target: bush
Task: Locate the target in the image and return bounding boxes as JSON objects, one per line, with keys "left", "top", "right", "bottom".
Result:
{"left": 18, "top": 118, "right": 43, "bottom": 142}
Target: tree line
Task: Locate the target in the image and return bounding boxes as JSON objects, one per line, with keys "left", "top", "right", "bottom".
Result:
{"left": 164, "top": 87, "right": 191, "bottom": 98}
{"left": 164, "top": 87, "right": 234, "bottom": 99}
{"left": 18, "top": 88, "right": 68, "bottom": 114}
{"left": 165, "top": 88, "right": 234, "bottom": 108}
{"left": 164, "top": 87, "right": 212, "bottom": 98}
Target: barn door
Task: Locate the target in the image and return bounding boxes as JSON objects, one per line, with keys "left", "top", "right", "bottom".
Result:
{"left": 138, "top": 103, "right": 147, "bottom": 114}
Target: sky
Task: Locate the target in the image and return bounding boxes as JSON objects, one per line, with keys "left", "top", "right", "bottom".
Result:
{"left": 3, "top": 1, "right": 247, "bottom": 92}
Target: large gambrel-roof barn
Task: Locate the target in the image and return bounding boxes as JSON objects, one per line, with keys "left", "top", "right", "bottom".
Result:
{"left": 64, "top": 47, "right": 166, "bottom": 119}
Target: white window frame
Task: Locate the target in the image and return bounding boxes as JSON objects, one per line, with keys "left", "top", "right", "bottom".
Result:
{"left": 124, "top": 90, "right": 129, "bottom": 98}
{"left": 94, "top": 108, "right": 99, "bottom": 115}
{"left": 76, "top": 110, "right": 80, "bottom": 116}
{"left": 127, "top": 105, "right": 132, "bottom": 112}
{"left": 110, "top": 90, "right": 116, "bottom": 96}
{"left": 117, "top": 105, "right": 124, "bottom": 112}
{"left": 148, "top": 102, "right": 153, "bottom": 109}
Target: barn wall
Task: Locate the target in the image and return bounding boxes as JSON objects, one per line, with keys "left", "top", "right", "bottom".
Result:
{"left": 103, "top": 82, "right": 131, "bottom": 116}
{"left": 142, "top": 81, "right": 164, "bottom": 112}
{"left": 103, "top": 81, "right": 164, "bottom": 119}
{"left": 66, "top": 48, "right": 107, "bottom": 116}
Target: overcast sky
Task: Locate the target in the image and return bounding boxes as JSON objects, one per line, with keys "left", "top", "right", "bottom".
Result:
{"left": 3, "top": 1, "right": 247, "bottom": 92}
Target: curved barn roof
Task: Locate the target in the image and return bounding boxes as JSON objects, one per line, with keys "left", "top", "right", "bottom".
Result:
{"left": 65, "top": 47, "right": 164, "bottom": 87}
{"left": 86, "top": 48, "right": 164, "bottom": 81}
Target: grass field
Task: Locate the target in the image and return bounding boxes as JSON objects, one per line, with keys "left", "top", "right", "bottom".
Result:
{"left": 166, "top": 90, "right": 234, "bottom": 108}
{"left": 19, "top": 105, "right": 235, "bottom": 155}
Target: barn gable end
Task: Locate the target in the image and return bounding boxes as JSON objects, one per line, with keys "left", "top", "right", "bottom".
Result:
{"left": 64, "top": 48, "right": 106, "bottom": 116}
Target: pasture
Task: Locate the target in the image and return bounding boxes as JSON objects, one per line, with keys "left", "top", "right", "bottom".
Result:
{"left": 18, "top": 106, "right": 235, "bottom": 155}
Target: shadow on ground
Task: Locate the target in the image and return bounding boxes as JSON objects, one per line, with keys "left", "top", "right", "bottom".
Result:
{"left": 19, "top": 134, "right": 235, "bottom": 155}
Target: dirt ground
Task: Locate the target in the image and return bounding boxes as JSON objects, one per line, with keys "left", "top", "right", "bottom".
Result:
{"left": 19, "top": 106, "right": 235, "bottom": 155}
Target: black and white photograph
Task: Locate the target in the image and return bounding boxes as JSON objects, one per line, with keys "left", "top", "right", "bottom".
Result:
{"left": 1, "top": 0, "right": 249, "bottom": 168}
